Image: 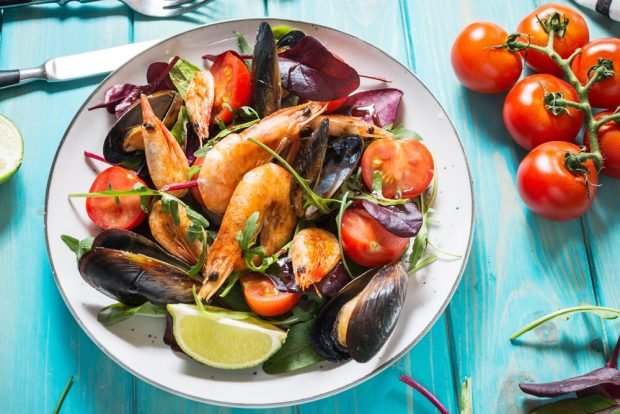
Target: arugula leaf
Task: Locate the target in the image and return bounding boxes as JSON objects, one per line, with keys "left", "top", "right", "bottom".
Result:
{"left": 263, "top": 320, "right": 324, "bottom": 374}
{"left": 336, "top": 191, "right": 353, "bottom": 277}
{"left": 510, "top": 305, "right": 620, "bottom": 341}
{"left": 219, "top": 272, "right": 240, "bottom": 298}
{"left": 187, "top": 164, "right": 201, "bottom": 180}
{"left": 371, "top": 170, "right": 383, "bottom": 198}
{"left": 271, "top": 25, "right": 295, "bottom": 42}
{"left": 170, "top": 106, "right": 189, "bottom": 148}
{"left": 236, "top": 211, "right": 261, "bottom": 252}
{"left": 193, "top": 118, "right": 260, "bottom": 158}
{"left": 97, "top": 302, "right": 166, "bottom": 327}
{"left": 385, "top": 123, "right": 423, "bottom": 140}
{"left": 217, "top": 282, "right": 252, "bottom": 312}
{"left": 52, "top": 376, "right": 74, "bottom": 414}
{"left": 234, "top": 31, "right": 252, "bottom": 70}
{"left": 532, "top": 395, "right": 620, "bottom": 414}
{"left": 168, "top": 57, "right": 200, "bottom": 99}
{"left": 61, "top": 235, "right": 94, "bottom": 260}
{"left": 460, "top": 377, "right": 473, "bottom": 414}
{"left": 187, "top": 230, "right": 207, "bottom": 279}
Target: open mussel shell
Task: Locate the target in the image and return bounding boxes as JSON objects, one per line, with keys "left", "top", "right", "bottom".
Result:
{"left": 311, "top": 262, "right": 407, "bottom": 363}
{"left": 251, "top": 22, "right": 281, "bottom": 118}
{"left": 78, "top": 229, "right": 198, "bottom": 306}
{"left": 305, "top": 135, "right": 363, "bottom": 219}
{"left": 103, "top": 90, "right": 182, "bottom": 163}
{"left": 291, "top": 118, "right": 329, "bottom": 216}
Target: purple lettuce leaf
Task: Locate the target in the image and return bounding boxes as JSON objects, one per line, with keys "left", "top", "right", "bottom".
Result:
{"left": 520, "top": 336, "right": 620, "bottom": 399}
{"left": 146, "top": 61, "right": 177, "bottom": 92}
{"left": 338, "top": 88, "right": 403, "bottom": 127}
{"left": 316, "top": 262, "right": 349, "bottom": 298}
{"left": 279, "top": 36, "right": 360, "bottom": 101}
{"left": 350, "top": 200, "right": 422, "bottom": 237}
{"left": 264, "top": 257, "right": 301, "bottom": 293}
{"left": 184, "top": 122, "right": 200, "bottom": 165}
{"left": 163, "top": 312, "right": 184, "bottom": 354}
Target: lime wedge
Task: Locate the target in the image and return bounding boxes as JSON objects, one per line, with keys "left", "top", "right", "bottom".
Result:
{"left": 0, "top": 115, "right": 23, "bottom": 184}
{"left": 167, "top": 304, "right": 287, "bottom": 369}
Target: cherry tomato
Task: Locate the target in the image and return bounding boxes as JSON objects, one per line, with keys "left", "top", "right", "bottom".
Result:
{"left": 86, "top": 166, "right": 148, "bottom": 230}
{"left": 341, "top": 209, "right": 409, "bottom": 267}
{"left": 210, "top": 52, "right": 252, "bottom": 124}
{"left": 517, "top": 141, "right": 598, "bottom": 221}
{"left": 361, "top": 139, "right": 434, "bottom": 199}
{"left": 517, "top": 3, "right": 589, "bottom": 75}
{"left": 571, "top": 38, "right": 620, "bottom": 109}
{"left": 189, "top": 156, "right": 205, "bottom": 207}
{"left": 451, "top": 22, "right": 523, "bottom": 94}
{"left": 585, "top": 111, "right": 620, "bottom": 179}
{"left": 319, "top": 96, "right": 347, "bottom": 113}
{"left": 503, "top": 74, "right": 583, "bottom": 150}
{"left": 240, "top": 273, "right": 301, "bottom": 317}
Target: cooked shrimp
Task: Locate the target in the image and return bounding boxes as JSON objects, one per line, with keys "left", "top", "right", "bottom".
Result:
{"left": 149, "top": 200, "right": 203, "bottom": 265}
{"left": 289, "top": 228, "right": 341, "bottom": 290}
{"left": 309, "top": 115, "right": 393, "bottom": 139}
{"left": 185, "top": 70, "right": 215, "bottom": 140}
{"left": 198, "top": 163, "right": 296, "bottom": 300}
{"left": 197, "top": 102, "right": 324, "bottom": 215}
{"left": 140, "top": 94, "right": 189, "bottom": 197}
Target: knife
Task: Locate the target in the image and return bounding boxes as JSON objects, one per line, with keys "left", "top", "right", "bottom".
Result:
{"left": 0, "top": 40, "right": 159, "bottom": 89}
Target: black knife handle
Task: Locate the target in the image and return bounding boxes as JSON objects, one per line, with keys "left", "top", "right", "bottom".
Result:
{"left": 0, "top": 70, "right": 20, "bottom": 88}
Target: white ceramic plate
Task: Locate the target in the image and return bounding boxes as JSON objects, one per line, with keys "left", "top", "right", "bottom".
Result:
{"left": 45, "top": 18, "right": 474, "bottom": 408}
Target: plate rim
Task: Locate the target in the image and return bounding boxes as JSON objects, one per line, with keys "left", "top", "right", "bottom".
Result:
{"left": 44, "top": 17, "right": 475, "bottom": 408}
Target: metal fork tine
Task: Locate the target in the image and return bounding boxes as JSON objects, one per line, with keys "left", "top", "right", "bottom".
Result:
{"left": 163, "top": 0, "right": 211, "bottom": 12}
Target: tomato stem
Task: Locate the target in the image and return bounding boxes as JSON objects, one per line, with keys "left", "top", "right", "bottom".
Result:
{"left": 505, "top": 14, "right": 607, "bottom": 172}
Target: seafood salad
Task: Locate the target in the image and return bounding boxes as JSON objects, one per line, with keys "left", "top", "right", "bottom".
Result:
{"left": 64, "top": 22, "right": 438, "bottom": 373}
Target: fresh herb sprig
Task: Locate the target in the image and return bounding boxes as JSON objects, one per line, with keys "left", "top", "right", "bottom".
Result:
{"left": 235, "top": 211, "right": 291, "bottom": 272}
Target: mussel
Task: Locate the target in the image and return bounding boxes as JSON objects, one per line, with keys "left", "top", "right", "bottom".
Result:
{"left": 305, "top": 135, "right": 363, "bottom": 219}
{"left": 78, "top": 229, "right": 199, "bottom": 306}
{"left": 311, "top": 262, "right": 407, "bottom": 363}
{"left": 103, "top": 91, "right": 182, "bottom": 163}
{"left": 251, "top": 22, "right": 281, "bottom": 118}
{"left": 276, "top": 30, "right": 306, "bottom": 50}
{"left": 291, "top": 118, "right": 329, "bottom": 216}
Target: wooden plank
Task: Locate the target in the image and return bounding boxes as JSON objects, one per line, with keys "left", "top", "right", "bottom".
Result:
{"left": 0, "top": 2, "right": 134, "bottom": 413}
{"left": 405, "top": 0, "right": 613, "bottom": 411}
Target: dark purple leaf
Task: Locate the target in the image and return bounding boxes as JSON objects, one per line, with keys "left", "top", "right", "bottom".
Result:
{"left": 338, "top": 88, "right": 403, "bottom": 127}
{"left": 184, "top": 122, "right": 200, "bottom": 165}
{"left": 89, "top": 57, "right": 180, "bottom": 118}
{"left": 520, "top": 336, "right": 620, "bottom": 399}
{"left": 163, "top": 312, "right": 184, "bottom": 354}
{"left": 146, "top": 61, "right": 176, "bottom": 92}
{"left": 350, "top": 200, "right": 422, "bottom": 237}
{"left": 279, "top": 36, "right": 360, "bottom": 101}
{"left": 264, "top": 257, "right": 301, "bottom": 293}
{"left": 316, "top": 262, "right": 349, "bottom": 298}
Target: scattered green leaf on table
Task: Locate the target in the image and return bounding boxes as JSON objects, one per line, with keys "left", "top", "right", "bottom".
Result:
{"left": 460, "top": 377, "right": 473, "bottom": 414}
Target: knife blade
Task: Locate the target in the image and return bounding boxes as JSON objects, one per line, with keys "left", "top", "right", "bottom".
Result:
{"left": 0, "top": 40, "right": 160, "bottom": 89}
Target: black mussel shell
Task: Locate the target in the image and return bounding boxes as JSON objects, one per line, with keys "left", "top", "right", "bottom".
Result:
{"left": 79, "top": 248, "right": 199, "bottom": 306}
{"left": 91, "top": 228, "right": 191, "bottom": 272}
{"left": 103, "top": 91, "right": 182, "bottom": 164}
{"left": 276, "top": 30, "right": 306, "bottom": 49}
{"left": 251, "top": 22, "right": 282, "bottom": 118}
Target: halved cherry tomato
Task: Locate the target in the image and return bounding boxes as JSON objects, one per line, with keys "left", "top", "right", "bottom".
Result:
{"left": 341, "top": 209, "right": 409, "bottom": 267}
{"left": 517, "top": 3, "right": 589, "bottom": 75}
{"left": 585, "top": 111, "right": 620, "bottom": 179}
{"left": 571, "top": 38, "right": 620, "bottom": 109}
{"left": 503, "top": 74, "right": 583, "bottom": 150}
{"left": 319, "top": 96, "right": 347, "bottom": 113}
{"left": 240, "top": 273, "right": 301, "bottom": 317}
{"left": 189, "top": 156, "right": 205, "bottom": 207}
{"left": 361, "top": 138, "right": 434, "bottom": 199}
{"left": 451, "top": 22, "right": 523, "bottom": 94}
{"left": 517, "top": 141, "right": 598, "bottom": 221}
{"left": 210, "top": 52, "right": 252, "bottom": 124}
{"left": 86, "top": 166, "right": 148, "bottom": 230}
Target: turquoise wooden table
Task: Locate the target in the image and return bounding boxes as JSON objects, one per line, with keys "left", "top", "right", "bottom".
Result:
{"left": 1, "top": 0, "right": 619, "bottom": 412}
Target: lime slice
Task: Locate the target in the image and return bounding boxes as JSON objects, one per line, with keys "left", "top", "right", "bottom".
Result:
{"left": 167, "top": 304, "right": 287, "bottom": 369}
{"left": 0, "top": 115, "right": 23, "bottom": 184}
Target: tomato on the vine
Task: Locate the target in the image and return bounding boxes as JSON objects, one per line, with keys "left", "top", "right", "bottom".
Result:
{"left": 210, "top": 52, "right": 252, "bottom": 124}
{"left": 503, "top": 74, "right": 583, "bottom": 150}
{"left": 240, "top": 273, "right": 300, "bottom": 317}
{"left": 86, "top": 166, "right": 148, "bottom": 230}
{"left": 361, "top": 138, "right": 434, "bottom": 199}
{"left": 571, "top": 38, "right": 620, "bottom": 109}
{"left": 517, "top": 141, "right": 598, "bottom": 221}
{"left": 451, "top": 22, "right": 523, "bottom": 94}
{"left": 585, "top": 111, "right": 620, "bottom": 179}
{"left": 340, "top": 208, "right": 409, "bottom": 267}
{"left": 517, "top": 3, "right": 589, "bottom": 76}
